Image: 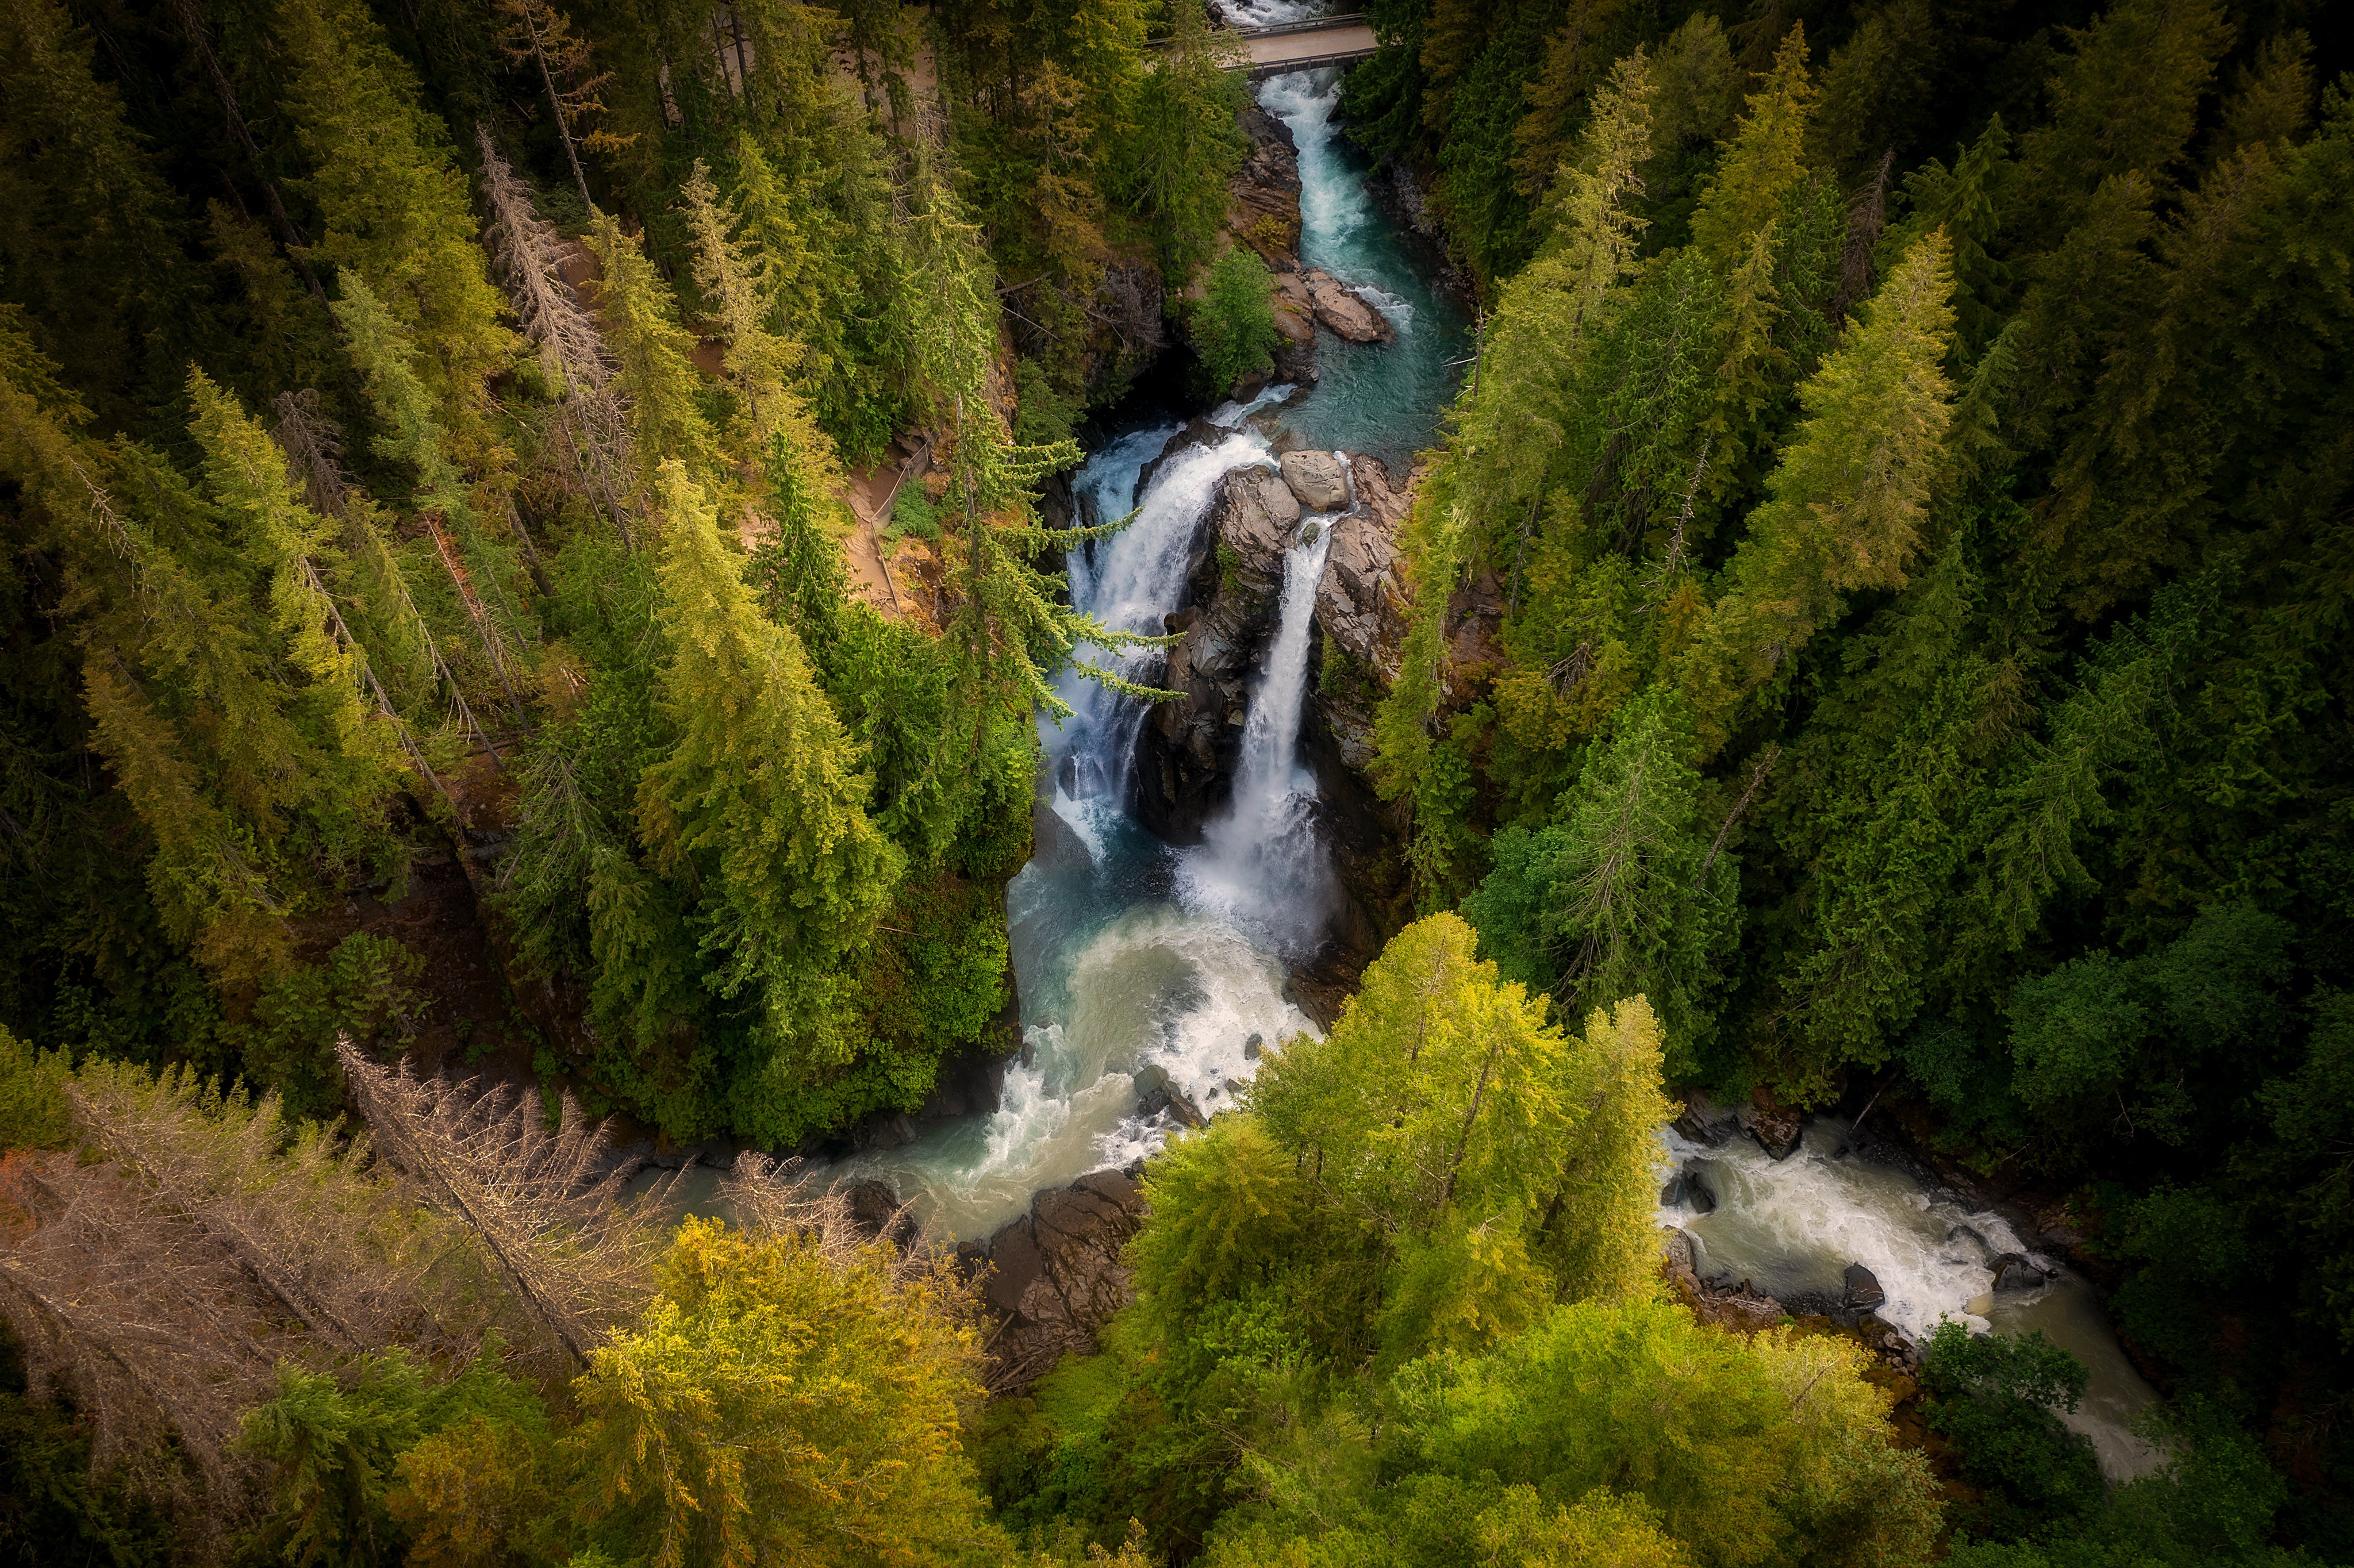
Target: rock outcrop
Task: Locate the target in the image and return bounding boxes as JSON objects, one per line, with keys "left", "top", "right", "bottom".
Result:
{"left": 1991, "top": 1252, "right": 2059, "bottom": 1292}
{"left": 961, "top": 1169, "right": 1150, "bottom": 1394}
{"left": 1231, "top": 103, "right": 1303, "bottom": 270}
{"left": 1135, "top": 464, "right": 1300, "bottom": 840}
{"left": 1740, "top": 1090, "right": 1804, "bottom": 1160}
{"left": 1308, "top": 456, "right": 1412, "bottom": 771}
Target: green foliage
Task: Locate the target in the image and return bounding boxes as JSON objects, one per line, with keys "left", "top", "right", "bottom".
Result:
{"left": 1920, "top": 1323, "right": 2103, "bottom": 1539}
{"left": 0, "top": 1025, "right": 69, "bottom": 1151}
{"left": 0, "top": 1324, "right": 172, "bottom": 1568}
{"left": 892, "top": 481, "right": 942, "bottom": 543}
{"left": 227, "top": 932, "right": 431, "bottom": 1121}
{"left": 1188, "top": 251, "right": 1281, "bottom": 397}
{"left": 1462, "top": 691, "right": 1735, "bottom": 1073}
{"left": 239, "top": 1351, "right": 547, "bottom": 1568}
{"left": 1116, "top": 1, "right": 1246, "bottom": 280}
{"left": 277, "top": 0, "right": 515, "bottom": 451}
{"left": 637, "top": 462, "right": 903, "bottom": 1117}
{"left": 565, "top": 1216, "right": 1001, "bottom": 1567}
{"left": 1013, "top": 360, "right": 1081, "bottom": 452}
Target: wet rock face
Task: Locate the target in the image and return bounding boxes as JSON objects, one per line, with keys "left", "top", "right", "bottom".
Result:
{"left": 1740, "top": 1092, "right": 1804, "bottom": 1161}
{"left": 966, "top": 1169, "right": 1150, "bottom": 1393}
{"left": 1844, "top": 1262, "right": 1888, "bottom": 1310}
{"left": 1134, "top": 466, "right": 1299, "bottom": 841}
{"left": 1308, "top": 456, "right": 1411, "bottom": 773}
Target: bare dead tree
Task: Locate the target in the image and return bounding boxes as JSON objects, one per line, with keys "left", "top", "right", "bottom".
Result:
{"left": 1831, "top": 150, "right": 1896, "bottom": 324}
{"left": 720, "top": 1154, "right": 954, "bottom": 1287}
{"left": 62, "top": 1064, "right": 497, "bottom": 1365}
{"left": 335, "top": 1037, "right": 689, "bottom": 1368}
{"left": 270, "top": 390, "right": 351, "bottom": 520}
{"left": 476, "top": 129, "right": 635, "bottom": 547}
{"left": 0, "top": 1149, "right": 277, "bottom": 1544}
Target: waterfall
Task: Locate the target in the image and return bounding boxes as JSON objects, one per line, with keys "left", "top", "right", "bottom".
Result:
{"left": 826, "top": 66, "right": 1465, "bottom": 1239}
{"left": 1177, "top": 459, "right": 1349, "bottom": 948}
{"left": 1052, "top": 425, "right": 1274, "bottom": 806}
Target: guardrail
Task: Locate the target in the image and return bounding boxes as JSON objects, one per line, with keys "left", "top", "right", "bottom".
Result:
{"left": 1145, "top": 11, "right": 1373, "bottom": 49}
{"left": 1234, "top": 11, "right": 1368, "bottom": 39}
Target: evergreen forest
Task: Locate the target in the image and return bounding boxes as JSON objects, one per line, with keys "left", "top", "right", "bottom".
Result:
{"left": 0, "top": 0, "right": 2349, "bottom": 1565}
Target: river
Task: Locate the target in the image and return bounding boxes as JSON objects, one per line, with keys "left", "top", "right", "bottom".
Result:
{"left": 823, "top": 55, "right": 2164, "bottom": 1480}
{"left": 830, "top": 62, "right": 1464, "bottom": 1235}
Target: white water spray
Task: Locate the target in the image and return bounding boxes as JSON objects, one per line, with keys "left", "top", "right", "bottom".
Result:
{"left": 1178, "top": 458, "right": 1350, "bottom": 945}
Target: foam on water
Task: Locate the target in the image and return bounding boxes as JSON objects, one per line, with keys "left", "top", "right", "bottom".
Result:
{"left": 1660, "top": 1117, "right": 2162, "bottom": 1479}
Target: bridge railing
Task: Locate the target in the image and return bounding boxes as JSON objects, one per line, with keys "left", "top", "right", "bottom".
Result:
{"left": 1232, "top": 11, "right": 1368, "bottom": 39}
{"left": 1145, "top": 11, "right": 1373, "bottom": 49}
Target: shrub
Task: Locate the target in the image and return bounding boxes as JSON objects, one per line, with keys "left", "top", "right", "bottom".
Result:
{"left": 1188, "top": 249, "right": 1281, "bottom": 396}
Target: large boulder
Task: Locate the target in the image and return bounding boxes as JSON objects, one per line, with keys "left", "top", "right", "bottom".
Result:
{"left": 973, "top": 1170, "right": 1150, "bottom": 1393}
{"left": 1673, "top": 1092, "right": 1738, "bottom": 1147}
{"left": 1740, "top": 1091, "right": 1803, "bottom": 1161}
{"left": 1991, "top": 1252, "right": 2057, "bottom": 1292}
{"left": 1279, "top": 450, "right": 1350, "bottom": 513}
{"left": 1302, "top": 269, "right": 1396, "bottom": 344}
{"left": 1843, "top": 1263, "right": 1888, "bottom": 1310}
{"left": 1135, "top": 1062, "right": 1205, "bottom": 1128}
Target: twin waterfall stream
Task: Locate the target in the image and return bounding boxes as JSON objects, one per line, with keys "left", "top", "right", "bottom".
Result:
{"left": 828, "top": 57, "right": 2164, "bottom": 1481}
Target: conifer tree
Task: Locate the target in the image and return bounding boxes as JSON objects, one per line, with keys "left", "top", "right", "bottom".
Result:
{"left": 493, "top": 0, "right": 623, "bottom": 209}
{"left": 898, "top": 154, "right": 1169, "bottom": 744}
{"left": 80, "top": 659, "right": 290, "bottom": 984}
{"left": 1464, "top": 48, "right": 1656, "bottom": 568}
{"left": 1464, "top": 692, "right": 1735, "bottom": 1067}
{"left": 1254, "top": 913, "right": 1571, "bottom": 1238}
{"left": 0, "top": 0, "right": 193, "bottom": 430}
{"left": 1675, "top": 229, "right": 1957, "bottom": 749}
{"left": 332, "top": 277, "right": 535, "bottom": 721}
{"left": 566, "top": 1217, "right": 1000, "bottom": 1566}
{"left": 1886, "top": 118, "right": 2011, "bottom": 358}
{"left": 1120, "top": 0, "right": 1244, "bottom": 279}
{"left": 635, "top": 462, "right": 901, "bottom": 1086}
{"left": 1539, "top": 996, "right": 1678, "bottom": 1301}
{"left": 747, "top": 429, "right": 847, "bottom": 663}
{"left": 584, "top": 211, "right": 717, "bottom": 496}
{"left": 1687, "top": 24, "right": 1816, "bottom": 270}
{"left": 1510, "top": 0, "right": 1637, "bottom": 197}
{"left": 2013, "top": 0, "right": 2234, "bottom": 243}
{"left": 679, "top": 157, "right": 830, "bottom": 463}
{"left": 186, "top": 370, "right": 399, "bottom": 795}
{"left": 277, "top": 0, "right": 515, "bottom": 450}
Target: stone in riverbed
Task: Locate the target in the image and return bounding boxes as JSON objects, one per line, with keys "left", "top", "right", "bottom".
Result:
{"left": 1740, "top": 1091, "right": 1803, "bottom": 1160}
{"left": 1843, "top": 1262, "right": 1888, "bottom": 1310}
{"left": 1135, "top": 1061, "right": 1205, "bottom": 1128}
{"left": 1991, "top": 1252, "right": 2056, "bottom": 1292}
{"left": 1278, "top": 450, "right": 1350, "bottom": 512}
{"left": 1302, "top": 268, "right": 1395, "bottom": 343}
{"left": 1243, "top": 1032, "right": 1264, "bottom": 1060}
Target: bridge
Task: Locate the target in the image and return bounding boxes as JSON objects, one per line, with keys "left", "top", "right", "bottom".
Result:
{"left": 1146, "top": 12, "right": 1380, "bottom": 78}
{"left": 1231, "top": 13, "right": 1378, "bottom": 78}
